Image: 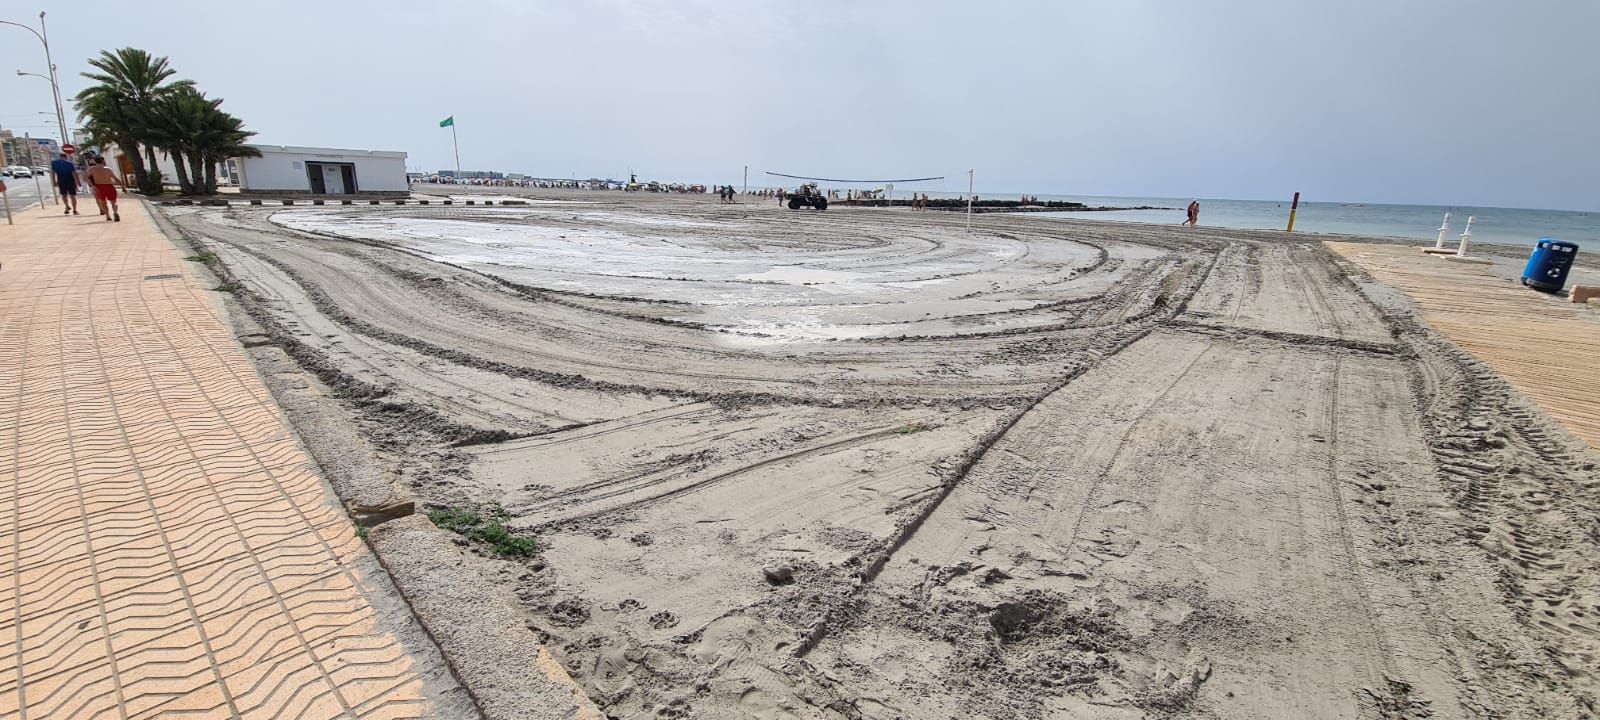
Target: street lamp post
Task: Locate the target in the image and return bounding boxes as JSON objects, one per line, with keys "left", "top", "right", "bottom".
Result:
{"left": 38, "top": 11, "right": 68, "bottom": 144}
{"left": 2, "top": 11, "right": 71, "bottom": 146}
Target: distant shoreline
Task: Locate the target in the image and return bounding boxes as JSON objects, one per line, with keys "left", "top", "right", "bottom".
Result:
{"left": 847, "top": 198, "right": 1172, "bottom": 214}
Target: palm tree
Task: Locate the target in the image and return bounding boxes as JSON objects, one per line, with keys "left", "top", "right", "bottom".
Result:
{"left": 74, "top": 47, "right": 259, "bottom": 196}
{"left": 193, "top": 102, "right": 259, "bottom": 194}
{"left": 73, "top": 48, "right": 191, "bottom": 193}
{"left": 76, "top": 89, "right": 141, "bottom": 176}
{"left": 146, "top": 86, "right": 210, "bottom": 194}
{"left": 144, "top": 86, "right": 261, "bottom": 195}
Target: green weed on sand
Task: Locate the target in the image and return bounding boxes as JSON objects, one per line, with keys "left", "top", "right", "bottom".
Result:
{"left": 428, "top": 504, "right": 539, "bottom": 558}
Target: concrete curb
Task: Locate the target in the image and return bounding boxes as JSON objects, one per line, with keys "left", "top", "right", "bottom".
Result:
{"left": 369, "top": 516, "right": 605, "bottom": 720}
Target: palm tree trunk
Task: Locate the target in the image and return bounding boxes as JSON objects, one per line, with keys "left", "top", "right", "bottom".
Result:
{"left": 120, "top": 139, "right": 149, "bottom": 189}
{"left": 187, "top": 154, "right": 205, "bottom": 195}
{"left": 203, "top": 158, "right": 218, "bottom": 195}
{"left": 169, "top": 149, "right": 194, "bottom": 195}
{"left": 142, "top": 145, "right": 163, "bottom": 194}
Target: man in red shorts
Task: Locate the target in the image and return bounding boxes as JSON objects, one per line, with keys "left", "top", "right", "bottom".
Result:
{"left": 86, "top": 156, "right": 120, "bottom": 222}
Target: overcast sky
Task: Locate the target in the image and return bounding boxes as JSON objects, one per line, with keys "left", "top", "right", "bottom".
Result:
{"left": 3, "top": 0, "right": 1596, "bottom": 209}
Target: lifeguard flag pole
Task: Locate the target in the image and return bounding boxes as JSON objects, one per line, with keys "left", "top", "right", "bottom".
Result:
{"left": 440, "top": 115, "right": 460, "bottom": 179}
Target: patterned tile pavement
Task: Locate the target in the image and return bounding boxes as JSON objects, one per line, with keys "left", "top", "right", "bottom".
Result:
{"left": 1, "top": 203, "right": 446, "bottom": 719}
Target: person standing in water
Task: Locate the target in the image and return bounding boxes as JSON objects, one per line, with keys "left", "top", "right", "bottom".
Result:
{"left": 1186, "top": 199, "right": 1200, "bottom": 227}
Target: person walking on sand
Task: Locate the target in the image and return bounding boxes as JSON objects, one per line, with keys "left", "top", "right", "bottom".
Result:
{"left": 1186, "top": 199, "right": 1200, "bottom": 227}
{"left": 87, "top": 156, "right": 121, "bottom": 222}
{"left": 50, "top": 153, "right": 81, "bottom": 216}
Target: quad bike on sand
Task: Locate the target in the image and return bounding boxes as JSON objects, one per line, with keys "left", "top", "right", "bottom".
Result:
{"left": 787, "top": 183, "right": 828, "bottom": 210}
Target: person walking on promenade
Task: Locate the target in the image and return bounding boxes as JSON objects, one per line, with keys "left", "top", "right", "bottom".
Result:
{"left": 50, "top": 153, "right": 81, "bottom": 216}
{"left": 1186, "top": 199, "right": 1200, "bottom": 227}
{"left": 86, "top": 157, "right": 120, "bottom": 222}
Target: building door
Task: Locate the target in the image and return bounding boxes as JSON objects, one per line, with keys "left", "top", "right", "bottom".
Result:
{"left": 306, "top": 162, "right": 327, "bottom": 193}
{"left": 323, "top": 164, "right": 345, "bottom": 194}
{"left": 340, "top": 165, "right": 357, "bottom": 194}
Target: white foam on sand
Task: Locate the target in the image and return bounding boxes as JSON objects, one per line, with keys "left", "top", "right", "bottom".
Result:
{"left": 269, "top": 208, "right": 1126, "bottom": 345}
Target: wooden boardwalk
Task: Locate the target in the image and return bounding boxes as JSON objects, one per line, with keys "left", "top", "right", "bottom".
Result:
{"left": 1328, "top": 241, "right": 1600, "bottom": 448}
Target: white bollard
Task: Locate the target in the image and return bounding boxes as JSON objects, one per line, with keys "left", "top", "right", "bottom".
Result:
{"left": 1456, "top": 216, "right": 1475, "bottom": 257}
{"left": 1434, "top": 212, "right": 1451, "bottom": 249}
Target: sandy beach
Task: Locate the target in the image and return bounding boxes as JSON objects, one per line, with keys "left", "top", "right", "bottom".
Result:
{"left": 150, "top": 187, "right": 1600, "bottom": 719}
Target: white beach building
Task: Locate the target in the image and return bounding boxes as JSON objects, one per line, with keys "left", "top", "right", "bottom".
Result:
{"left": 233, "top": 145, "right": 409, "bottom": 195}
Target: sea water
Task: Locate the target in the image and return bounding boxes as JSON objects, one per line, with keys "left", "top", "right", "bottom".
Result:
{"left": 1030, "top": 196, "right": 1597, "bottom": 246}
{"left": 893, "top": 192, "right": 1598, "bottom": 246}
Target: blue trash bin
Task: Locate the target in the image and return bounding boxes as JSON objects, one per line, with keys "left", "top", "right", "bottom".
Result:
{"left": 1522, "top": 238, "right": 1579, "bottom": 292}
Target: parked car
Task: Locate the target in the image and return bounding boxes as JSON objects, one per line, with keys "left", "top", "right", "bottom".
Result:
{"left": 6, "top": 166, "right": 32, "bottom": 178}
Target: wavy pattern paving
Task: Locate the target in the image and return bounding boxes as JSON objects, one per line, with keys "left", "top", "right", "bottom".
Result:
{"left": 0, "top": 205, "right": 466, "bottom": 719}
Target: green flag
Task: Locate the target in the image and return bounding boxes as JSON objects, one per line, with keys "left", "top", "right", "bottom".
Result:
{"left": 439, "top": 116, "right": 454, "bottom": 128}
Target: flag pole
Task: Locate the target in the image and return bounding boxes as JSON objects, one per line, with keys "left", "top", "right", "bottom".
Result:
{"left": 450, "top": 116, "right": 461, "bottom": 180}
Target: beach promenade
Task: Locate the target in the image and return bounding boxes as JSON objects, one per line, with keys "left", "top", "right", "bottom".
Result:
{"left": 1329, "top": 241, "right": 1600, "bottom": 449}
{"left": 0, "top": 202, "right": 463, "bottom": 719}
